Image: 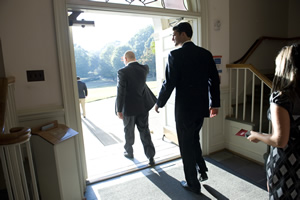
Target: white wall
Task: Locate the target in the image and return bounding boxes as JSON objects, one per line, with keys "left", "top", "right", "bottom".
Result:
{"left": 207, "top": 0, "right": 230, "bottom": 88}
{"left": 288, "top": 0, "right": 300, "bottom": 37}
{"left": 0, "top": 0, "right": 63, "bottom": 114}
{"left": 229, "top": 0, "right": 289, "bottom": 63}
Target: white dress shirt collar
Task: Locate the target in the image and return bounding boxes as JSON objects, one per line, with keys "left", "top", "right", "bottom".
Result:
{"left": 182, "top": 40, "right": 192, "bottom": 46}
{"left": 126, "top": 61, "right": 137, "bottom": 66}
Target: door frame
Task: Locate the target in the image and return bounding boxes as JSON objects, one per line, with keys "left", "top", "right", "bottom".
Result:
{"left": 52, "top": 0, "right": 209, "bottom": 192}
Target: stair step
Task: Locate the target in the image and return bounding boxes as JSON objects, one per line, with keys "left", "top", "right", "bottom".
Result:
{"left": 230, "top": 101, "right": 270, "bottom": 132}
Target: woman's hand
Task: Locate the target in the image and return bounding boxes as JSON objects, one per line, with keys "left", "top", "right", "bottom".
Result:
{"left": 247, "top": 131, "right": 260, "bottom": 143}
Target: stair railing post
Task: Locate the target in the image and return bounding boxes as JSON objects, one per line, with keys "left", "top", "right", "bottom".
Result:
{"left": 235, "top": 69, "right": 239, "bottom": 119}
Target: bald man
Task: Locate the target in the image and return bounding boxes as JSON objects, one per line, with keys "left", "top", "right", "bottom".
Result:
{"left": 116, "top": 50, "right": 157, "bottom": 166}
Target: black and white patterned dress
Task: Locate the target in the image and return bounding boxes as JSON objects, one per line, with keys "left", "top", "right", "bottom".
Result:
{"left": 267, "top": 91, "right": 300, "bottom": 200}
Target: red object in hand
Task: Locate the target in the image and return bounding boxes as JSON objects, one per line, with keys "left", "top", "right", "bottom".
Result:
{"left": 235, "top": 129, "right": 248, "bottom": 137}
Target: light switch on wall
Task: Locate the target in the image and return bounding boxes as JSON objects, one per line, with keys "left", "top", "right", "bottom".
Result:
{"left": 26, "top": 70, "right": 45, "bottom": 82}
{"left": 214, "top": 20, "right": 221, "bottom": 31}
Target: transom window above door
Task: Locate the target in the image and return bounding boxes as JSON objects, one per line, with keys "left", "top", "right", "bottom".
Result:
{"left": 89, "top": 0, "right": 188, "bottom": 10}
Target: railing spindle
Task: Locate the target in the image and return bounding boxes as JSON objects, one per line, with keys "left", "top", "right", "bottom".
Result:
{"left": 236, "top": 69, "right": 239, "bottom": 119}
{"left": 259, "top": 81, "right": 264, "bottom": 132}
{"left": 243, "top": 69, "right": 247, "bottom": 120}
{"left": 251, "top": 73, "right": 255, "bottom": 123}
{"left": 226, "top": 64, "right": 272, "bottom": 134}
{"left": 229, "top": 69, "right": 232, "bottom": 116}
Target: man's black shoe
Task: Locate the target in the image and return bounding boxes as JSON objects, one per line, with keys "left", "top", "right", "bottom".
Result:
{"left": 149, "top": 157, "right": 155, "bottom": 166}
{"left": 124, "top": 152, "right": 134, "bottom": 159}
{"left": 199, "top": 172, "right": 208, "bottom": 182}
{"left": 180, "top": 181, "right": 200, "bottom": 195}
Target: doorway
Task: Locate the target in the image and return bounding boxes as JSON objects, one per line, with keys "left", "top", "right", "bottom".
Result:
{"left": 69, "top": 12, "right": 193, "bottom": 183}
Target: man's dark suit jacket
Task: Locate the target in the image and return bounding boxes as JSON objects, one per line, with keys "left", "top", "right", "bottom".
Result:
{"left": 77, "top": 80, "right": 87, "bottom": 99}
{"left": 116, "top": 62, "right": 157, "bottom": 116}
{"left": 156, "top": 42, "right": 220, "bottom": 121}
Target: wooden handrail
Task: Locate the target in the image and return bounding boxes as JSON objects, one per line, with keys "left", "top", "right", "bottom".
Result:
{"left": 0, "top": 127, "right": 31, "bottom": 145}
{"left": 227, "top": 64, "right": 272, "bottom": 88}
{"left": 233, "top": 36, "right": 300, "bottom": 64}
{"left": 7, "top": 76, "right": 15, "bottom": 84}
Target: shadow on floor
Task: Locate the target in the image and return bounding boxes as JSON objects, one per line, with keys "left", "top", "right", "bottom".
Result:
{"left": 206, "top": 150, "right": 267, "bottom": 191}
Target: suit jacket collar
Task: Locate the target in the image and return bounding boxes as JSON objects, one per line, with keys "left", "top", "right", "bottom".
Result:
{"left": 182, "top": 41, "right": 194, "bottom": 47}
{"left": 126, "top": 61, "right": 138, "bottom": 67}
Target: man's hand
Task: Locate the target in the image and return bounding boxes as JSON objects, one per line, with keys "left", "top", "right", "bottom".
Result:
{"left": 117, "top": 112, "right": 123, "bottom": 119}
{"left": 209, "top": 108, "right": 218, "bottom": 118}
{"left": 154, "top": 104, "right": 160, "bottom": 113}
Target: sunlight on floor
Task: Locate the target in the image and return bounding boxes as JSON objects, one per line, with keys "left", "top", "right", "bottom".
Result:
{"left": 81, "top": 97, "right": 180, "bottom": 182}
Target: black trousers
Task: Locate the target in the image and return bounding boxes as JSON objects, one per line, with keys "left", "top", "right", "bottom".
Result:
{"left": 176, "top": 117, "right": 207, "bottom": 190}
{"left": 123, "top": 112, "right": 155, "bottom": 159}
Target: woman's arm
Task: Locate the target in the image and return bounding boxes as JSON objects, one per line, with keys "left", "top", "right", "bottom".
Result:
{"left": 248, "top": 103, "right": 290, "bottom": 148}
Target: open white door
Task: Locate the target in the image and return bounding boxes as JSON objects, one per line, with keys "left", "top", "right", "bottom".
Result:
{"left": 154, "top": 19, "right": 199, "bottom": 145}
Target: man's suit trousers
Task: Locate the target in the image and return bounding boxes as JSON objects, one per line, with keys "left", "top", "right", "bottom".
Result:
{"left": 123, "top": 112, "right": 155, "bottom": 159}
{"left": 176, "top": 118, "right": 207, "bottom": 190}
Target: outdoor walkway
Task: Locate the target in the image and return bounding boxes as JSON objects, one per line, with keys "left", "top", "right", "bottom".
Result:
{"left": 81, "top": 97, "right": 180, "bottom": 183}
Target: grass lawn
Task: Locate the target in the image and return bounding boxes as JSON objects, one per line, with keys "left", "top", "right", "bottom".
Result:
{"left": 86, "top": 81, "right": 159, "bottom": 103}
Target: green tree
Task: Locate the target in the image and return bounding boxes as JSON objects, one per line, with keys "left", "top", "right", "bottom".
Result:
{"left": 128, "top": 25, "right": 154, "bottom": 59}
{"left": 110, "top": 45, "right": 131, "bottom": 81}
{"left": 139, "top": 40, "right": 156, "bottom": 80}
{"left": 74, "top": 44, "right": 90, "bottom": 78}
{"left": 89, "top": 54, "right": 101, "bottom": 76}
{"left": 99, "top": 42, "right": 119, "bottom": 80}
{"left": 74, "top": 25, "right": 156, "bottom": 82}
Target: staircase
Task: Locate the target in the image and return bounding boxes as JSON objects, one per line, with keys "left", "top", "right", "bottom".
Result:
{"left": 230, "top": 81, "right": 272, "bottom": 133}
{"left": 0, "top": 77, "right": 40, "bottom": 200}
{"left": 223, "top": 36, "right": 300, "bottom": 164}
{"left": 226, "top": 64, "right": 272, "bottom": 133}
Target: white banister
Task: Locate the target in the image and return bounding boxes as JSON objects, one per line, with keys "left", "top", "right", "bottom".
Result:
{"left": 26, "top": 142, "right": 39, "bottom": 199}
{"left": 0, "top": 78, "right": 39, "bottom": 200}
{"left": 226, "top": 64, "right": 272, "bottom": 134}
{"left": 4, "top": 80, "right": 18, "bottom": 133}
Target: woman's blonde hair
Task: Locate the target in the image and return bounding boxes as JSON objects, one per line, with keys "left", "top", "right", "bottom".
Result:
{"left": 272, "top": 44, "right": 300, "bottom": 97}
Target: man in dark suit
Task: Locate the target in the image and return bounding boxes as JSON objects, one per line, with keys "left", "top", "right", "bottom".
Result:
{"left": 116, "top": 50, "right": 157, "bottom": 166}
{"left": 155, "top": 22, "right": 220, "bottom": 194}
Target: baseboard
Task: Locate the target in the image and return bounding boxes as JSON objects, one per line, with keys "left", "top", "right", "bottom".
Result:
{"left": 225, "top": 142, "right": 265, "bottom": 164}
{"left": 208, "top": 142, "right": 226, "bottom": 155}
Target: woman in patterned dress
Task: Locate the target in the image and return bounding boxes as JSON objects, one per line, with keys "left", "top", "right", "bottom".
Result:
{"left": 247, "top": 44, "right": 300, "bottom": 200}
